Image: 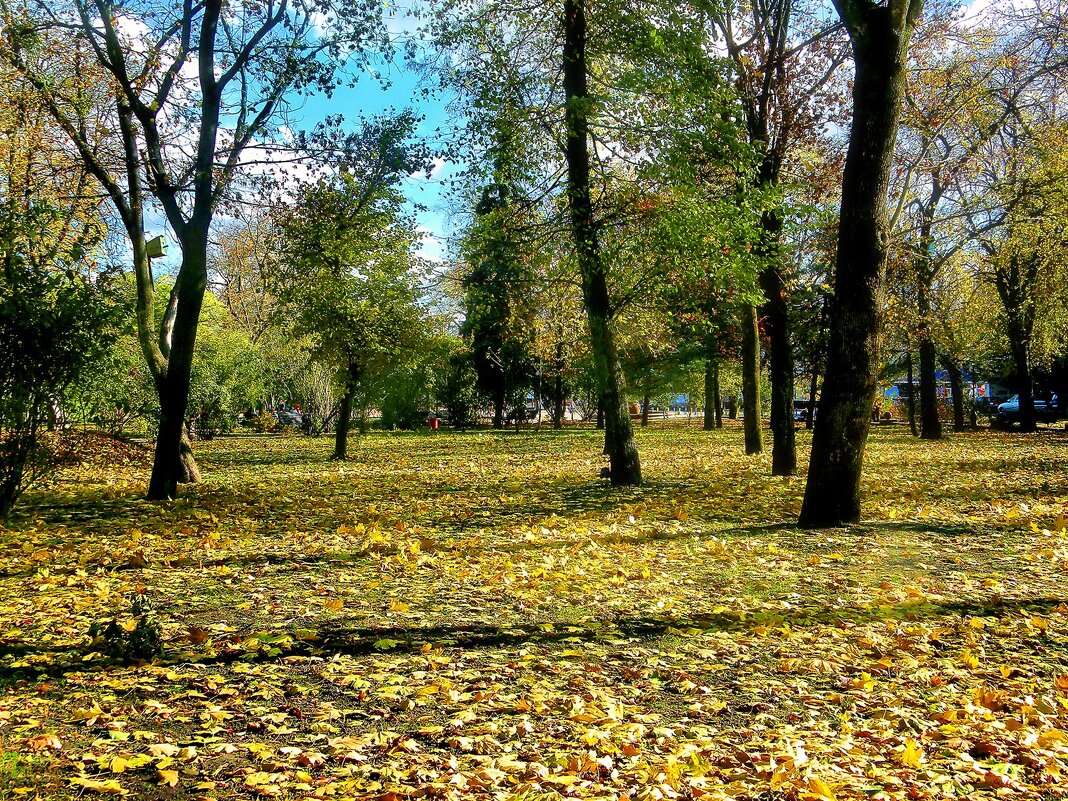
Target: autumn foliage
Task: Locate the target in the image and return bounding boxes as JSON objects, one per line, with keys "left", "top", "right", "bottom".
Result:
{"left": 1, "top": 426, "right": 1068, "bottom": 799}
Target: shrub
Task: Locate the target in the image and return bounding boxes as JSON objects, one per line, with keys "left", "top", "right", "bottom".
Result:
{"left": 0, "top": 265, "right": 119, "bottom": 517}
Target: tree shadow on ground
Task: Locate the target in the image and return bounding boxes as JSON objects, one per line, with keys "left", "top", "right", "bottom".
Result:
{"left": 0, "top": 510, "right": 1015, "bottom": 580}
{"left": 4, "top": 594, "right": 1064, "bottom": 682}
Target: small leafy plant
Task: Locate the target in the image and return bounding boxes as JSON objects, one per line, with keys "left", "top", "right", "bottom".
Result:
{"left": 88, "top": 593, "right": 163, "bottom": 661}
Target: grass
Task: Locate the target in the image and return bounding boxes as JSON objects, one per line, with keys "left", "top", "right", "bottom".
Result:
{"left": 0, "top": 423, "right": 1067, "bottom": 800}
{"left": 0, "top": 751, "right": 44, "bottom": 792}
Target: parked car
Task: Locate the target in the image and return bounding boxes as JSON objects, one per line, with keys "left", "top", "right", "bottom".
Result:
{"left": 994, "top": 395, "right": 1060, "bottom": 426}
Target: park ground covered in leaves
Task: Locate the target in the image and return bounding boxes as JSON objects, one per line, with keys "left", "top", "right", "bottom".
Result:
{"left": 1, "top": 424, "right": 1068, "bottom": 801}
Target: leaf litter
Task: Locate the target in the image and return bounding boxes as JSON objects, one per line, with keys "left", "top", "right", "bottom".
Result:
{"left": 1, "top": 425, "right": 1067, "bottom": 800}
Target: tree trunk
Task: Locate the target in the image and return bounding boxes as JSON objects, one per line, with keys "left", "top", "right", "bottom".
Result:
{"left": 905, "top": 347, "right": 918, "bottom": 436}
{"left": 493, "top": 392, "right": 505, "bottom": 429}
{"left": 553, "top": 377, "right": 564, "bottom": 429}
{"left": 942, "top": 356, "right": 966, "bottom": 431}
{"left": 1010, "top": 336, "right": 1036, "bottom": 432}
{"left": 727, "top": 394, "right": 737, "bottom": 419}
{"left": 740, "top": 304, "right": 763, "bottom": 455}
{"left": 333, "top": 385, "right": 353, "bottom": 460}
{"left": 807, "top": 362, "right": 819, "bottom": 430}
{"left": 641, "top": 393, "right": 650, "bottom": 427}
{"left": 759, "top": 254, "right": 796, "bottom": 474}
{"left": 703, "top": 358, "right": 716, "bottom": 431}
{"left": 596, "top": 401, "right": 604, "bottom": 430}
{"left": 713, "top": 364, "right": 723, "bottom": 428}
{"left": 917, "top": 334, "right": 941, "bottom": 438}
{"left": 991, "top": 250, "right": 1039, "bottom": 432}
{"left": 562, "top": 0, "right": 640, "bottom": 485}
{"left": 115, "top": 106, "right": 200, "bottom": 497}
{"left": 147, "top": 234, "right": 209, "bottom": 500}
{"left": 917, "top": 282, "right": 942, "bottom": 439}
{"left": 798, "top": 0, "right": 921, "bottom": 527}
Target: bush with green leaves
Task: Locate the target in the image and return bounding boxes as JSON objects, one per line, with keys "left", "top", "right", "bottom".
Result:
{"left": 434, "top": 348, "right": 484, "bottom": 429}
{"left": 379, "top": 333, "right": 461, "bottom": 429}
{"left": 0, "top": 264, "right": 120, "bottom": 516}
{"left": 72, "top": 284, "right": 267, "bottom": 439}
{"left": 187, "top": 294, "right": 266, "bottom": 438}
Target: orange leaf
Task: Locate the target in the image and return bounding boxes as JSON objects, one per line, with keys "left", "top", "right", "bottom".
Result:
{"left": 24, "top": 734, "right": 62, "bottom": 752}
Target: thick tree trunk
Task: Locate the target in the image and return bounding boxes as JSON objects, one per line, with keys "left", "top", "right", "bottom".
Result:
{"left": 917, "top": 283, "right": 942, "bottom": 439}
{"left": 917, "top": 335, "right": 941, "bottom": 438}
{"left": 741, "top": 304, "right": 763, "bottom": 455}
{"left": 799, "top": 0, "right": 920, "bottom": 527}
{"left": 942, "top": 356, "right": 966, "bottom": 431}
{"left": 562, "top": 0, "right": 640, "bottom": 485}
{"left": 760, "top": 255, "right": 796, "bottom": 475}
{"left": 147, "top": 235, "right": 209, "bottom": 500}
{"left": 1010, "top": 336, "right": 1037, "bottom": 432}
{"left": 703, "top": 359, "right": 716, "bottom": 431}
{"left": 641, "top": 393, "right": 650, "bottom": 427}
{"left": 727, "top": 394, "right": 737, "bottom": 419}
{"left": 333, "top": 386, "right": 353, "bottom": 460}
{"left": 596, "top": 401, "right": 604, "bottom": 430}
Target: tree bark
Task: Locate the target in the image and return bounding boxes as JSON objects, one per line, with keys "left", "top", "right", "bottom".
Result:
{"left": 994, "top": 252, "right": 1039, "bottom": 433}
{"left": 178, "top": 429, "right": 201, "bottom": 483}
{"left": 1009, "top": 335, "right": 1036, "bottom": 432}
{"left": 713, "top": 363, "right": 723, "bottom": 428}
{"left": 562, "top": 0, "right": 640, "bottom": 485}
{"left": 912, "top": 175, "right": 944, "bottom": 440}
{"left": 147, "top": 231, "right": 209, "bottom": 500}
{"left": 641, "top": 393, "right": 650, "bottom": 427}
{"left": 333, "top": 386, "right": 353, "bottom": 460}
{"left": 759, "top": 251, "right": 796, "bottom": 474}
{"left": 741, "top": 304, "right": 763, "bottom": 455}
{"left": 493, "top": 391, "right": 505, "bottom": 429}
{"left": 799, "top": 0, "right": 922, "bottom": 527}
{"left": 942, "top": 356, "right": 966, "bottom": 431}
{"left": 703, "top": 358, "right": 716, "bottom": 431}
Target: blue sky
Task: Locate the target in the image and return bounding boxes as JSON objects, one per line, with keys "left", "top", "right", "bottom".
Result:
{"left": 147, "top": 12, "right": 460, "bottom": 274}
{"left": 294, "top": 26, "right": 461, "bottom": 265}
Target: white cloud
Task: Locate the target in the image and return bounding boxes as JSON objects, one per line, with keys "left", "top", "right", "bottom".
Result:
{"left": 410, "top": 156, "right": 449, "bottom": 181}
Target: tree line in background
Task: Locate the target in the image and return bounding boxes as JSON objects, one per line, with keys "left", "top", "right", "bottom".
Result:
{"left": 1, "top": 0, "right": 1066, "bottom": 523}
